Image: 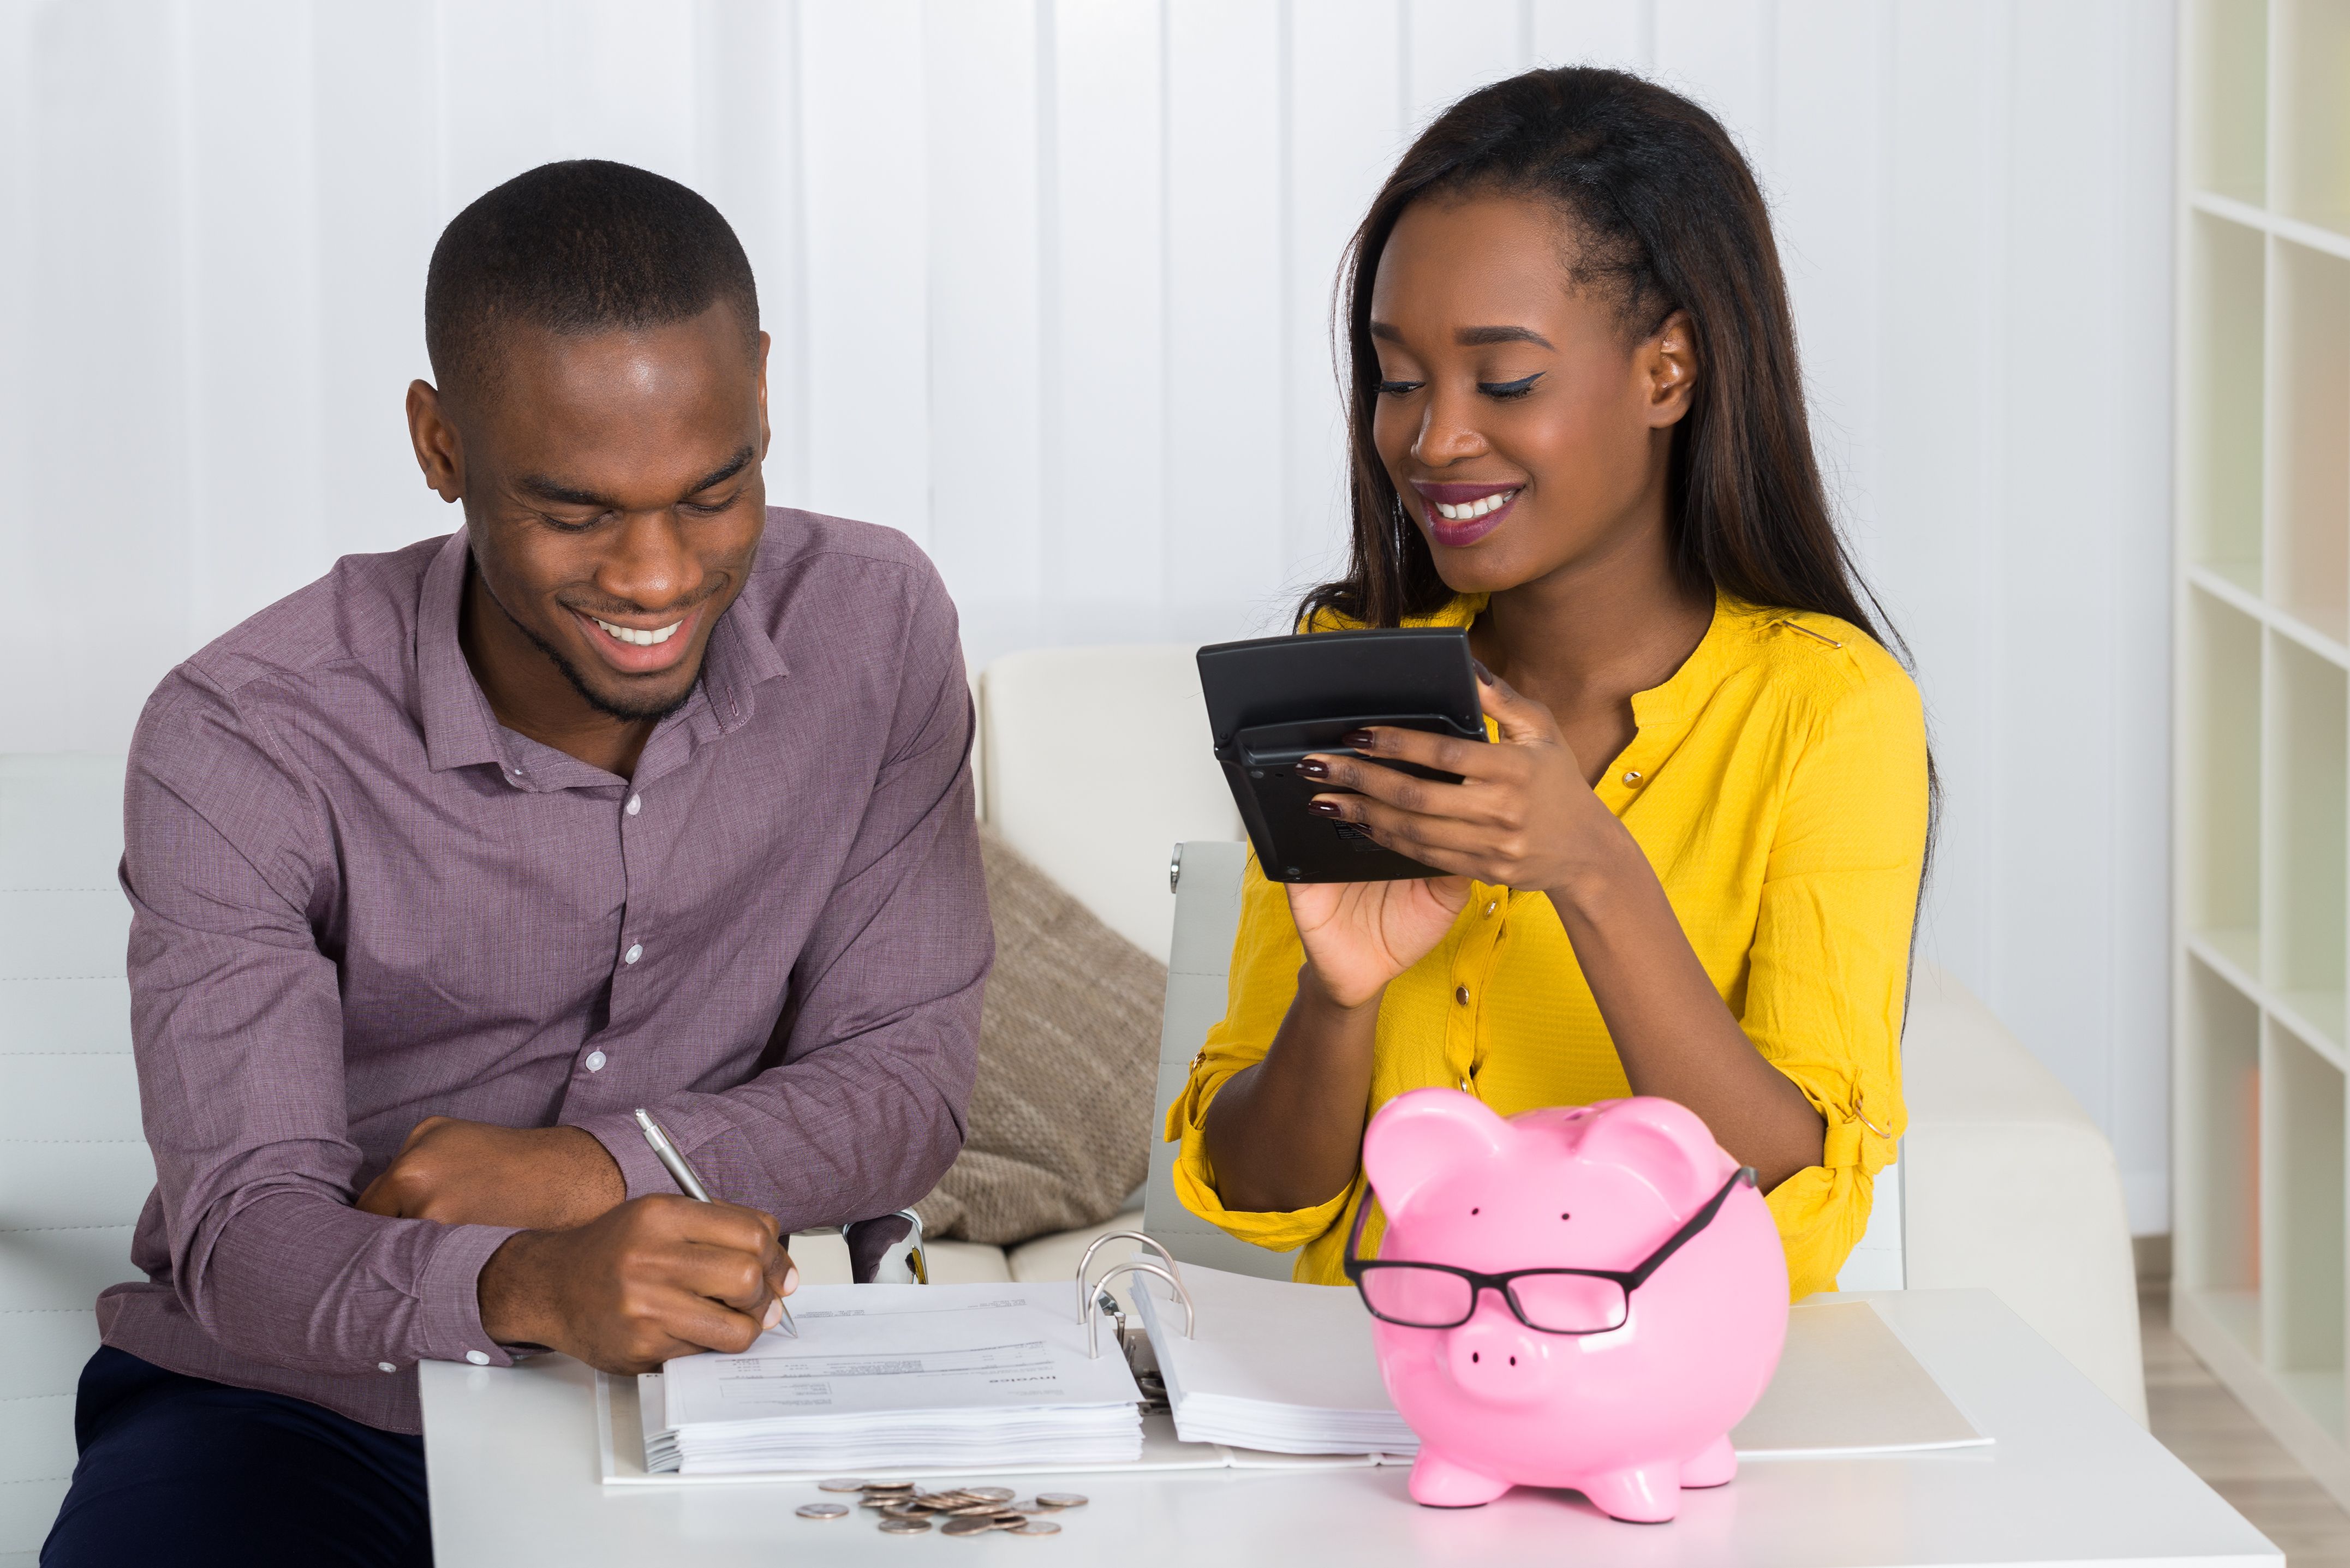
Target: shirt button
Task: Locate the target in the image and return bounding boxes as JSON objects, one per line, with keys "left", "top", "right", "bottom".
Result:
{"left": 378, "top": 1361, "right": 397, "bottom": 1373}
{"left": 1623, "top": 769, "right": 1643, "bottom": 785}
{"left": 624, "top": 944, "right": 643, "bottom": 965}
{"left": 465, "top": 1350, "right": 491, "bottom": 1366}
{"left": 1458, "top": 1077, "right": 1470, "bottom": 1092}
{"left": 1483, "top": 900, "right": 1498, "bottom": 918}
{"left": 1454, "top": 985, "right": 1470, "bottom": 1006}
{"left": 627, "top": 794, "right": 642, "bottom": 816}
{"left": 585, "top": 1050, "right": 607, "bottom": 1072}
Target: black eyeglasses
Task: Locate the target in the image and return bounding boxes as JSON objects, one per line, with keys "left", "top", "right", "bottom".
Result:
{"left": 1343, "top": 1166, "right": 1757, "bottom": 1336}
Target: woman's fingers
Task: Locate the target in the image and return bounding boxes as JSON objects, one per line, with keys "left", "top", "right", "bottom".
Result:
{"left": 1325, "top": 793, "right": 1516, "bottom": 879}
{"left": 1473, "top": 661, "right": 1562, "bottom": 746}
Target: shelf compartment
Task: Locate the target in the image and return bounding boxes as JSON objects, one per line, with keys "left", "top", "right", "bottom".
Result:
{"left": 2185, "top": 587, "right": 2264, "bottom": 956}
{"left": 2265, "top": 632, "right": 2348, "bottom": 1046}
{"left": 2274, "top": 0, "right": 2350, "bottom": 234}
{"left": 2185, "top": 213, "right": 2265, "bottom": 587}
{"left": 2262, "top": 1018, "right": 2347, "bottom": 1440}
{"left": 2181, "top": 954, "right": 2263, "bottom": 1300}
{"left": 2187, "top": 0, "right": 2267, "bottom": 205}
{"left": 2268, "top": 237, "right": 2350, "bottom": 641}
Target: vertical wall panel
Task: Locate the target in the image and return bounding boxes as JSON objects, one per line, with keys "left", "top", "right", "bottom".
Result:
{"left": 922, "top": 0, "right": 1046, "bottom": 662}
{"left": 797, "top": 1, "right": 931, "bottom": 544}
{"left": 1530, "top": 0, "right": 1653, "bottom": 69}
{"left": 1046, "top": 0, "right": 1165, "bottom": 631}
{"left": 1285, "top": 0, "right": 1404, "bottom": 588}
{"left": 1403, "top": 0, "right": 1526, "bottom": 134}
{"left": 1653, "top": 0, "right": 1772, "bottom": 171}
{"left": 1165, "top": 0, "right": 1287, "bottom": 643}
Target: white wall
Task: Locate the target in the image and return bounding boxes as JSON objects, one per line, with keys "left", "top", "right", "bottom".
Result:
{"left": 0, "top": 0, "right": 2175, "bottom": 1231}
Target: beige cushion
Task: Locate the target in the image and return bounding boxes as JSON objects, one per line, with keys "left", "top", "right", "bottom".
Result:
{"left": 914, "top": 829, "right": 1165, "bottom": 1246}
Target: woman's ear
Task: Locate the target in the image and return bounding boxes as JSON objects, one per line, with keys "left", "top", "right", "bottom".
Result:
{"left": 1642, "top": 309, "right": 1698, "bottom": 427}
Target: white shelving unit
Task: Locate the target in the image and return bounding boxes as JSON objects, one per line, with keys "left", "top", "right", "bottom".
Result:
{"left": 2174, "top": 0, "right": 2350, "bottom": 1505}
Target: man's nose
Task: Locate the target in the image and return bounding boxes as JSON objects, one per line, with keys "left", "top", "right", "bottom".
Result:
{"left": 598, "top": 511, "right": 696, "bottom": 610}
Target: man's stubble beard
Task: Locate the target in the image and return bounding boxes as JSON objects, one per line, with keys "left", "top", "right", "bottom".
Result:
{"left": 484, "top": 577, "right": 700, "bottom": 726}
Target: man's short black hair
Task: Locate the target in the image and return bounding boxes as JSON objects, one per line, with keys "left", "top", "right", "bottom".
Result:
{"left": 424, "top": 159, "right": 758, "bottom": 400}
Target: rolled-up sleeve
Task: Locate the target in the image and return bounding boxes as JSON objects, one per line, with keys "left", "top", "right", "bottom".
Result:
{"left": 572, "top": 566, "right": 991, "bottom": 1231}
{"left": 1741, "top": 659, "right": 1929, "bottom": 1298}
{"left": 123, "top": 678, "right": 520, "bottom": 1375}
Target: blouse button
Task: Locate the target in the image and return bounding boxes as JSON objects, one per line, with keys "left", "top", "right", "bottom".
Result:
{"left": 1458, "top": 1076, "right": 1471, "bottom": 1093}
{"left": 1454, "top": 985, "right": 1470, "bottom": 1006}
{"left": 1623, "top": 770, "right": 1643, "bottom": 786}
{"left": 1483, "top": 900, "right": 1498, "bottom": 918}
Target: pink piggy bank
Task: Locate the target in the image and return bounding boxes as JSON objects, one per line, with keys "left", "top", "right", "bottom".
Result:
{"left": 1352, "top": 1090, "right": 1788, "bottom": 1521}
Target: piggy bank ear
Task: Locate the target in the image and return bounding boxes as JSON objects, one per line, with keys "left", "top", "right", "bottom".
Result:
{"left": 1572, "top": 1097, "right": 1733, "bottom": 1217}
{"left": 1362, "top": 1088, "right": 1513, "bottom": 1213}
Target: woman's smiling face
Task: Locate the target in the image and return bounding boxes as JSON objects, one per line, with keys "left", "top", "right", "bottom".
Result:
{"left": 1368, "top": 190, "right": 1696, "bottom": 596}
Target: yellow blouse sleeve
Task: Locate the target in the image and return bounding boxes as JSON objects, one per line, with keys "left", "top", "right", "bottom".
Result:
{"left": 1160, "top": 850, "right": 1353, "bottom": 1252}
{"left": 1744, "top": 645, "right": 1929, "bottom": 1297}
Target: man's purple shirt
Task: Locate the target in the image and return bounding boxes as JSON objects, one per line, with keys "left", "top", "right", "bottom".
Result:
{"left": 103, "top": 510, "right": 989, "bottom": 1433}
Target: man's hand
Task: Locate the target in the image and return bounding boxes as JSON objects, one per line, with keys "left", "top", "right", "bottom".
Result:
{"left": 477, "top": 1196, "right": 798, "bottom": 1372}
{"left": 356, "top": 1116, "right": 626, "bottom": 1231}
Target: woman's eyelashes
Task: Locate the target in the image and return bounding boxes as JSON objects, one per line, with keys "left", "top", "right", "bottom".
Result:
{"left": 1478, "top": 372, "right": 1544, "bottom": 400}
{"left": 1376, "top": 378, "right": 1425, "bottom": 398}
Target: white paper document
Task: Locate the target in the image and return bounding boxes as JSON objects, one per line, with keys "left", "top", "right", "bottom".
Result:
{"left": 1134, "top": 1264, "right": 1420, "bottom": 1455}
{"left": 645, "top": 1282, "right": 1143, "bottom": 1474}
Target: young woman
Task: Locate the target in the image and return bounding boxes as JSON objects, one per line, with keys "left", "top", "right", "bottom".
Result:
{"left": 1166, "top": 67, "right": 1929, "bottom": 1299}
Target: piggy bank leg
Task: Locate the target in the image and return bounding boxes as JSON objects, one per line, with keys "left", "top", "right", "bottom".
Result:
{"left": 1407, "top": 1449, "right": 1512, "bottom": 1509}
{"left": 1679, "top": 1434, "right": 1736, "bottom": 1489}
{"left": 1577, "top": 1464, "right": 1681, "bottom": 1524}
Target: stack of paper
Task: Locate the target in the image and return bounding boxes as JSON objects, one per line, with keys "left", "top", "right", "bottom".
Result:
{"left": 1133, "top": 1264, "right": 1419, "bottom": 1456}
{"left": 643, "top": 1284, "right": 1143, "bottom": 1475}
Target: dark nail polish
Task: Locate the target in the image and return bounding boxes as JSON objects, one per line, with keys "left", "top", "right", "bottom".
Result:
{"left": 1341, "top": 729, "right": 1376, "bottom": 750}
{"left": 1295, "top": 758, "right": 1329, "bottom": 780}
{"left": 1472, "top": 660, "right": 1496, "bottom": 686}
{"left": 1308, "top": 799, "right": 1344, "bottom": 817}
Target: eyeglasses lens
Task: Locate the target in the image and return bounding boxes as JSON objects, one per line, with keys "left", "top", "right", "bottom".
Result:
{"left": 1359, "top": 1266, "right": 1474, "bottom": 1327}
{"left": 1506, "top": 1272, "right": 1629, "bottom": 1333}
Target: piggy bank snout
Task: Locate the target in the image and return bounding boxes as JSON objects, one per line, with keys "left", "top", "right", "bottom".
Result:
{"left": 1440, "top": 1311, "right": 1552, "bottom": 1406}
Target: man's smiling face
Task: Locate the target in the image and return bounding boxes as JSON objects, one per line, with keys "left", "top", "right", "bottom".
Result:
{"left": 420, "top": 299, "right": 770, "bottom": 733}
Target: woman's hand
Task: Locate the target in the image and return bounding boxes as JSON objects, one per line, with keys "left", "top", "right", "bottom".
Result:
{"left": 1283, "top": 876, "right": 1470, "bottom": 1010}
{"left": 1299, "top": 666, "right": 1616, "bottom": 899}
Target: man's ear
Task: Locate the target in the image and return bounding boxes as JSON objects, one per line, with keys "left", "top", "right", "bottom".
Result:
{"left": 756, "top": 330, "right": 773, "bottom": 461}
{"left": 406, "top": 379, "right": 465, "bottom": 504}
{"left": 1362, "top": 1088, "right": 1513, "bottom": 1214}
{"left": 1642, "top": 309, "right": 1698, "bottom": 428}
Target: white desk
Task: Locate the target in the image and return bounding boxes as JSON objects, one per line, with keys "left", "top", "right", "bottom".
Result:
{"left": 421, "top": 1289, "right": 2277, "bottom": 1566}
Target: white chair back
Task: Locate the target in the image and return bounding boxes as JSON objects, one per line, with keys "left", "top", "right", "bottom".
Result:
{"left": 0, "top": 754, "right": 149, "bottom": 1558}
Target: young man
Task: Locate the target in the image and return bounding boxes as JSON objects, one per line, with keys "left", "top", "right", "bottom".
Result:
{"left": 43, "top": 161, "right": 989, "bottom": 1567}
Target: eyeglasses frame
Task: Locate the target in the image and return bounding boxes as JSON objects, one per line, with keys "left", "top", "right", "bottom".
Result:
{"left": 1341, "top": 1164, "right": 1760, "bottom": 1336}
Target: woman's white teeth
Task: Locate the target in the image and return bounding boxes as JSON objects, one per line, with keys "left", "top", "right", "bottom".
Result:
{"left": 1434, "top": 489, "right": 1518, "bottom": 520}
{"left": 594, "top": 617, "right": 682, "bottom": 647}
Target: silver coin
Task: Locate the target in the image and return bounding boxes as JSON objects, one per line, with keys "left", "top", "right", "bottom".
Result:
{"left": 1034, "top": 1492, "right": 1088, "bottom": 1509}
{"left": 818, "top": 1477, "right": 872, "bottom": 1493}
{"left": 940, "top": 1517, "right": 1003, "bottom": 1537}
{"left": 1010, "top": 1521, "right": 1064, "bottom": 1536}
{"left": 861, "top": 1497, "right": 902, "bottom": 1509}
{"left": 796, "top": 1503, "right": 851, "bottom": 1519}
{"left": 945, "top": 1503, "right": 1004, "bottom": 1517}
{"left": 965, "top": 1486, "right": 1016, "bottom": 1503}
{"left": 878, "top": 1517, "right": 933, "bottom": 1535}
{"left": 991, "top": 1512, "right": 1029, "bottom": 1527}
{"left": 863, "top": 1480, "right": 917, "bottom": 1493}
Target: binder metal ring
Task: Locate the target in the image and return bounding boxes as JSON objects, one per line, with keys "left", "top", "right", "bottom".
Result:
{"left": 1083, "top": 1260, "right": 1194, "bottom": 1358}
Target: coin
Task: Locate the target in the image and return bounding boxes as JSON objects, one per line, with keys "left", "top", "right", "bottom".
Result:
{"left": 863, "top": 1480, "right": 916, "bottom": 1493}
{"left": 966, "top": 1486, "right": 1016, "bottom": 1502}
{"left": 991, "top": 1512, "right": 1029, "bottom": 1527}
{"left": 940, "top": 1517, "right": 1003, "bottom": 1537}
{"left": 945, "top": 1503, "right": 1004, "bottom": 1517}
{"left": 1035, "top": 1492, "right": 1088, "bottom": 1510}
{"left": 818, "top": 1478, "right": 871, "bottom": 1493}
{"left": 796, "top": 1503, "right": 851, "bottom": 1519}
{"left": 878, "top": 1517, "right": 933, "bottom": 1535}
{"left": 861, "top": 1497, "right": 902, "bottom": 1509}
{"left": 1010, "top": 1521, "right": 1064, "bottom": 1537}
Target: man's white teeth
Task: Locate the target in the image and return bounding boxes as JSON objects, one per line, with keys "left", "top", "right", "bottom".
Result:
{"left": 1434, "top": 489, "right": 1519, "bottom": 520}
{"left": 594, "top": 618, "right": 682, "bottom": 647}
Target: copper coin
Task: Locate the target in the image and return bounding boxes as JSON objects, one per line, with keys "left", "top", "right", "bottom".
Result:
{"left": 878, "top": 1517, "right": 933, "bottom": 1535}
{"left": 940, "top": 1517, "right": 1003, "bottom": 1537}
{"left": 966, "top": 1486, "right": 1016, "bottom": 1502}
{"left": 1034, "top": 1492, "right": 1088, "bottom": 1509}
{"left": 818, "top": 1478, "right": 872, "bottom": 1493}
{"left": 796, "top": 1503, "right": 851, "bottom": 1519}
{"left": 1010, "top": 1521, "right": 1064, "bottom": 1536}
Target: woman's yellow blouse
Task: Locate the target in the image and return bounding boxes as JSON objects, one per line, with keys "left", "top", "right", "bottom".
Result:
{"left": 1164, "top": 591, "right": 1929, "bottom": 1300}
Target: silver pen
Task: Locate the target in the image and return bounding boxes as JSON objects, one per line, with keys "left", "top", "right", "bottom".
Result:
{"left": 633, "top": 1107, "right": 797, "bottom": 1339}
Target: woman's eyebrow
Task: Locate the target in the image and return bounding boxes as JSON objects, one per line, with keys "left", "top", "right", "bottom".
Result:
{"left": 1457, "top": 325, "right": 1553, "bottom": 348}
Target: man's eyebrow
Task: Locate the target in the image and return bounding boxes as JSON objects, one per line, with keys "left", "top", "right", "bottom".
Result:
{"left": 514, "top": 446, "right": 757, "bottom": 510}
{"left": 1457, "top": 325, "right": 1553, "bottom": 349}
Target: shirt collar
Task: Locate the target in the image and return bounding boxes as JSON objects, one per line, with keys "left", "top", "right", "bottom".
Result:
{"left": 1419, "top": 586, "right": 1755, "bottom": 730}
{"left": 415, "top": 528, "right": 792, "bottom": 776}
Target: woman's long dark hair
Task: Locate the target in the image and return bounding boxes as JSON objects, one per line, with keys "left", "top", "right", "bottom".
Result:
{"left": 1301, "top": 66, "right": 1902, "bottom": 659}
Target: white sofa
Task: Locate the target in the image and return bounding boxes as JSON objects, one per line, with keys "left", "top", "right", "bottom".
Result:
{"left": 0, "top": 644, "right": 2145, "bottom": 1559}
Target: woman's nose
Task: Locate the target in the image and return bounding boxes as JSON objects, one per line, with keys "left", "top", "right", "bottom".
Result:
{"left": 1411, "top": 390, "right": 1490, "bottom": 468}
